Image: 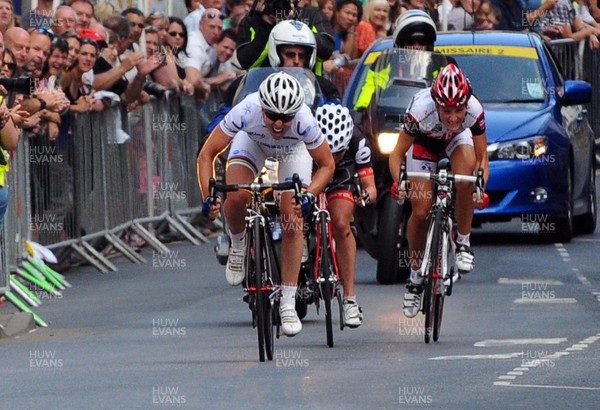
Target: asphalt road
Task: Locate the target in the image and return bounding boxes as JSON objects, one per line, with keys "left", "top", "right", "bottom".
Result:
{"left": 1, "top": 214, "right": 599, "bottom": 409}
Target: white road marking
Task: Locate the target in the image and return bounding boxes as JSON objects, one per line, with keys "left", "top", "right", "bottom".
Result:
{"left": 513, "top": 298, "right": 577, "bottom": 304}
{"left": 573, "top": 237, "right": 600, "bottom": 242}
{"left": 474, "top": 338, "right": 567, "bottom": 347}
{"left": 494, "top": 383, "right": 600, "bottom": 391}
{"left": 493, "top": 333, "right": 600, "bottom": 387}
{"left": 497, "top": 278, "right": 564, "bottom": 286}
{"left": 429, "top": 353, "right": 523, "bottom": 360}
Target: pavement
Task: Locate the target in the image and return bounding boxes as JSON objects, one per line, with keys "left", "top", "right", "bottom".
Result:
{"left": 0, "top": 311, "right": 36, "bottom": 338}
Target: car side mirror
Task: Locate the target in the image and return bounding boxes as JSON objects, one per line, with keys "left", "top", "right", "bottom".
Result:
{"left": 562, "top": 80, "right": 592, "bottom": 106}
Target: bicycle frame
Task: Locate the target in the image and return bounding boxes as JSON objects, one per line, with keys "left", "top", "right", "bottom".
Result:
{"left": 209, "top": 174, "right": 302, "bottom": 361}
{"left": 406, "top": 166, "right": 479, "bottom": 343}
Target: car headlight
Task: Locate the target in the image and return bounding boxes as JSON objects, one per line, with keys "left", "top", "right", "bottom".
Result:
{"left": 487, "top": 136, "right": 548, "bottom": 160}
{"left": 377, "top": 132, "right": 399, "bottom": 154}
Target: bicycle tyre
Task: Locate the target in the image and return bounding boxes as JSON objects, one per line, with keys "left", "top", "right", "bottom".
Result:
{"left": 424, "top": 208, "right": 441, "bottom": 344}
{"left": 253, "top": 221, "right": 266, "bottom": 362}
{"left": 264, "top": 293, "right": 274, "bottom": 360}
{"left": 319, "top": 216, "right": 335, "bottom": 348}
{"left": 433, "top": 229, "right": 449, "bottom": 342}
{"left": 433, "top": 293, "right": 444, "bottom": 342}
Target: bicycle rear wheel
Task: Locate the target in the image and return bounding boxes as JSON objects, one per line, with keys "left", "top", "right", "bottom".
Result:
{"left": 424, "top": 208, "right": 441, "bottom": 344}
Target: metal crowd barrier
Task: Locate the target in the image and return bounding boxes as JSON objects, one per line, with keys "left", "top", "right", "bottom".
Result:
{"left": 1, "top": 94, "right": 210, "bottom": 323}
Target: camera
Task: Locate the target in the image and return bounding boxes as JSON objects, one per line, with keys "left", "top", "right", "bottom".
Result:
{"left": 263, "top": 0, "right": 292, "bottom": 17}
{"left": 0, "top": 76, "right": 34, "bottom": 95}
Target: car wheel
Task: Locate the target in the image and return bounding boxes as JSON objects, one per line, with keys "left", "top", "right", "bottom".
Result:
{"left": 574, "top": 161, "right": 597, "bottom": 235}
{"left": 546, "top": 166, "right": 573, "bottom": 243}
{"left": 376, "top": 195, "right": 405, "bottom": 284}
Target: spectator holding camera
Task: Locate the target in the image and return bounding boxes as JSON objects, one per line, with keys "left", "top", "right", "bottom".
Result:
{"left": 235, "top": 0, "right": 336, "bottom": 75}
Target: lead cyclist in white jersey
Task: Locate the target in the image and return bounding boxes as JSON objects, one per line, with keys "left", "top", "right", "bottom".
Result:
{"left": 198, "top": 72, "right": 335, "bottom": 336}
{"left": 389, "top": 64, "right": 489, "bottom": 318}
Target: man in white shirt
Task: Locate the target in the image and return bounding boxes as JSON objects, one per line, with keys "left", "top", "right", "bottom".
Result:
{"left": 185, "top": 8, "right": 224, "bottom": 95}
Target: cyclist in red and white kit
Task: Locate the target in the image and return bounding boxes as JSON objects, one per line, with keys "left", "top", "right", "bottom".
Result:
{"left": 389, "top": 64, "right": 489, "bottom": 318}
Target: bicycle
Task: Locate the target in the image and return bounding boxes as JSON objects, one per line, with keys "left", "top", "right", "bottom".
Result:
{"left": 400, "top": 159, "right": 484, "bottom": 344}
{"left": 309, "top": 192, "right": 345, "bottom": 347}
{"left": 209, "top": 174, "right": 302, "bottom": 362}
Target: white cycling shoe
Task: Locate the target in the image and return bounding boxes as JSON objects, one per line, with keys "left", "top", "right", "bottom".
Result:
{"left": 343, "top": 301, "right": 363, "bottom": 328}
{"left": 456, "top": 245, "right": 475, "bottom": 274}
{"left": 225, "top": 247, "right": 245, "bottom": 286}
{"left": 280, "top": 304, "right": 302, "bottom": 336}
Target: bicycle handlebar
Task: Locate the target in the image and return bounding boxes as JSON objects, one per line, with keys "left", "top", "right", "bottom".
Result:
{"left": 209, "top": 173, "right": 303, "bottom": 198}
{"left": 406, "top": 171, "right": 478, "bottom": 184}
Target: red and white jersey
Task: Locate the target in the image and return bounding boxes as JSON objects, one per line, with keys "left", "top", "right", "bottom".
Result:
{"left": 403, "top": 88, "right": 486, "bottom": 140}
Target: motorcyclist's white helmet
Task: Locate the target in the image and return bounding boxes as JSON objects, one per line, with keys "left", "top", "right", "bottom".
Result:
{"left": 268, "top": 20, "right": 317, "bottom": 70}
{"left": 259, "top": 72, "right": 305, "bottom": 115}
{"left": 393, "top": 10, "right": 437, "bottom": 51}
{"left": 316, "top": 104, "right": 354, "bottom": 154}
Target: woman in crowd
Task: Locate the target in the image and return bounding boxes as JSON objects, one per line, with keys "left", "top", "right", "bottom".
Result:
{"left": 388, "top": 0, "right": 403, "bottom": 33}
{"left": 166, "top": 17, "right": 190, "bottom": 83}
{"left": 1, "top": 47, "right": 16, "bottom": 78}
{"left": 318, "top": 0, "right": 336, "bottom": 22}
{"left": 146, "top": 11, "right": 170, "bottom": 46}
{"left": 61, "top": 38, "right": 100, "bottom": 112}
{"left": 62, "top": 30, "right": 82, "bottom": 70}
{"left": 145, "top": 26, "right": 194, "bottom": 94}
{"left": 39, "top": 36, "right": 70, "bottom": 140}
{"left": 0, "top": 0, "right": 15, "bottom": 35}
{"left": 356, "top": 0, "right": 390, "bottom": 58}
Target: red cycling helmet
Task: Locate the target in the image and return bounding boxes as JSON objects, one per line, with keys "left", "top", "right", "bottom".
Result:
{"left": 431, "top": 64, "right": 472, "bottom": 107}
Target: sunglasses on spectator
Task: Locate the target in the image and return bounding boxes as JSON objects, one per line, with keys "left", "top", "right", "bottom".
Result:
{"left": 264, "top": 110, "right": 294, "bottom": 123}
{"left": 206, "top": 12, "right": 225, "bottom": 20}
{"left": 130, "top": 22, "right": 145, "bottom": 29}
{"left": 283, "top": 51, "right": 306, "bottom": 60}
{"left": 3, "top": 62, "right": 15, "bottom": 71}
{"left": 168, "top": 31, "right": 185, "bottom": 38}
{"left": 30, "top": 26, "right": 55, "bottom": 39}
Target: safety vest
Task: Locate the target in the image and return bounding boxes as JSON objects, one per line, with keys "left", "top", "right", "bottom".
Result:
{"left": 354, "top": 64, "right": 391, "bottom": 110}
{"left": 0, "top": 149, "right": 9, "bottom": 187}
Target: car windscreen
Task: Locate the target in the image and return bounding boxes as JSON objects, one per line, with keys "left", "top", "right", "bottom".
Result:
{"left": 350, "top": 49, "right": 448, "bottom": 110}
{"left": 435, "top": 46, "right": 547, "bottom": 104}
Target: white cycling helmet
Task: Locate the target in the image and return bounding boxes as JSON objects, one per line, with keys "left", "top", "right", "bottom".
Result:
{"left": 393, "top": 10, "right": 437, "bottom": 51}
{"left": 258, "top": 72, "right": 305, "bottom": 115}
{"left": 316, "top": 104, "right": 354, "bottom": 154}
{"left": 268, "top": 20, "right": 317, "bottom": 70}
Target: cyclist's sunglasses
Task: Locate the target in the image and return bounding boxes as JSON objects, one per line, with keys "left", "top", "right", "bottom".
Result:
{"left": 264, "top": 110, "right": 294, "bottom": 123}
{"left": 206, "top": 12, "right": 225, "bottom": 20}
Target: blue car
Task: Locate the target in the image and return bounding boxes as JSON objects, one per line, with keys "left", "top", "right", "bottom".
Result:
{"left": 346, "top": 32, "right": 596, "bottom": 250}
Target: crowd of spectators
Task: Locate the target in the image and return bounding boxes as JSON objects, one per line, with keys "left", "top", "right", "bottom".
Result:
{"left": 0, "top": 0, "right": 599, "bottom": 248}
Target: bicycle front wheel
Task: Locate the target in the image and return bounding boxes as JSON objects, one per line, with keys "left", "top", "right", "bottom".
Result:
{"left": 318, "top": 216, "right": 335, "bottom": 348}
{"left": 424, "top": 208, "right": 442, "bottom": 344}
{"left": 253, "top": 220, "right": 266, "bottom": 362}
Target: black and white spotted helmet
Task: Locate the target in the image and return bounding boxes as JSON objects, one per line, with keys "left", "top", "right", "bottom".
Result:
{"left": 316, "top": 104, "right": 354, "bottom": 154}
